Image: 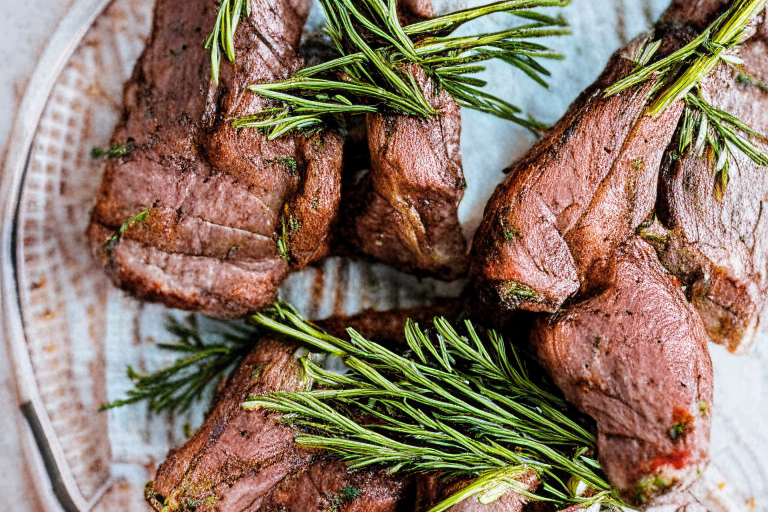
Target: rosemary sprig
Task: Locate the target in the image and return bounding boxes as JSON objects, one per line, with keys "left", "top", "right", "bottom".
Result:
{"left": 101, "top": 316, "right": 257, "bottom": 414}
{"left": 276, "top": 213, "right": 291, "bottom": 262}
{"left": 205, "top": 0, "right": 251, "bottom": 85}
{"left": 679, "top": 90, "right": 768, "bottom": 199}
{"left": 237, "top": 0, "right": 570, "bottom": 138}
{"left": 605, "top": 0, "right": 768, "bottom": 195}
{"left": 605, "top": 0, "right": 766, "bottom": 113}
{"left": 90, "top": 144, "right": 131, "bottom": 158}
{"left": 248, "top": 303, "right": 624, "bottom": 512}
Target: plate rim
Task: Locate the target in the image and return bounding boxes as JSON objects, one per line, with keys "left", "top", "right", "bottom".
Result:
{"left": 0, "top": 0, "right": 116, "bottom": 510}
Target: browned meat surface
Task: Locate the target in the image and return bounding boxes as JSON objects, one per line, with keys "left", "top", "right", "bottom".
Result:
{"left": 471, "top": 0, "right": 768, "bottom": 354}
{"left": 652, "top": 6, "right": 768, "bottom": 352}
{"left": 87, "top": 0, "right": 343, "bottom": 318}
{"left": 146, "top": 335, "right": 407, "bottom": 512}
{"left": 531, "top": 238, "right": 713, "bottom": 503}
{"left": 470, "top": 33, "right": 685, "bottom": 313}
{"left": 659, "top": 0, "right": 732, "bottom": 28}
{"left": 340, "top": 1, "right": 468, "bottom": 281}
{"left": 398, "top": 0, "right": 436, "bottom": 24}
{"left": 466, "top": 0, "right": 764, "bottom": 502}
{"left": 148, "top": 304, "right": 551, "bottom": 512}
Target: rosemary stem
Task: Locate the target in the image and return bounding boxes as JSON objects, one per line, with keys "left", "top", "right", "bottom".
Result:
{"left": 247, "top": 303, "right": 623, "bottom": 511}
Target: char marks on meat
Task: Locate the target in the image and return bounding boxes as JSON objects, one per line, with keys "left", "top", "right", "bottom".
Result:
{"left": 653, "top": 3, "right": 768, "bottom": 352}
{"left": 340, "top": 1, "right": 469, "bottom": 281}
{"left": 531, "top": 237, "right": 713, "bottom": 502}
{"left": 88, "top": 0, "right": 343, "bottom": 318}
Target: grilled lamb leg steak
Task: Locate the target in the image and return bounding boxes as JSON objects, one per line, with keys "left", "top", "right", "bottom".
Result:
{"left": 148, "top": 305, "right": 546, "bottom": 512}
{"left": 531, "top": 237, "right": 713, "bottom": 503}
{"left": 87, "top": 0, "right": 343, "bottom": 318}
{"left": 652, "top": 2, "right": 768, "bottom": 352}
{"left": 146, "top": 335, "right": 407, "bottom": 512}
{"left": 471, "top": 0, "right": 768, "bottom": 352}
{"left": 470, "top": 32, "right": 685, "bottom": 313}
{"left": 340, "top": 0, "right": 469, "bottom": 280}
{"left": 466, "top": 0, "right": 761, "bottom": 502}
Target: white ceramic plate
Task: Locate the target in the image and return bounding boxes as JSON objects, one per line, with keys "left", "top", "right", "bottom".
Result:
{"left": 2, "top": 0, "right": 766, "bottom": 510}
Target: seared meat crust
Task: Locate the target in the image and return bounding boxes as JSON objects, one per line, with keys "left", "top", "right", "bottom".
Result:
{"left": 147, "top": 336, "right": 406, "bottom": 512}
{"left": 654, "top": 6, "right": 768, "bottom": 352}
{"left": 468, "top": 0, "right": 768, "bottom": 501}
{"left": 88, "top": 0, "right": 343, "bottom": 318}
{"left": 531, "top": 238, "right": 713, "bottom": 502}
{"left": 471, "top": 0, "right": 768, "bottom": 353}
{"left": 471, "top": 35, "right": 684, "bottom": 313}
{"left": 341, "top": 0, "right": 468, "bottom": 280}
{"left": 148, "top": 305, "right": 546, "bottom": 512}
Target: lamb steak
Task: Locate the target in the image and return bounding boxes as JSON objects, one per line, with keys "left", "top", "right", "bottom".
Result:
{"left": 470, "top": 33, "right": 685, "bottom": 313}
{"left": 471, "top": 0, "right": 768, "bottom": 353}
{"left": 339, "top": 0, "right": 469, "bottom": 280}
{"left": 466, "top": 0, "right": 766, "bottom": 502}
{"left": 146, "top": 335, "right": 407, "bottom": 512}
{"left": 531, "top": 237, "right": 713, "bottom": 503}
{"left": 652, "top": 1, "right": 768, "bottom": 352}
{"left": 88, "top": 0, "right": 343, "bottom": 318}
{"left": 148, "top": 306, "right": 543, "bottom": 512}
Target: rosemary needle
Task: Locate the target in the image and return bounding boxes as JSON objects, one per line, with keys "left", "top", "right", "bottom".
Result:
{"left": 248, "top": 303, "right": 625, "bottom": 512}
{"left": 205, "top": 0, "right": 251, "bottom": 84}
{"left": 101, "top": 316, "right": 258, "bottom": 414}
{"left": 104, "top": 302, "right": 625, "bottom": 510}
{"left": 235, "top": 0, "right": 571, "bottom": 138}
{"left": 604, "top": 0, "right": 767, "bottom": 110}
{"left": 606, "top": 0, "right": 768, "bottom": 196}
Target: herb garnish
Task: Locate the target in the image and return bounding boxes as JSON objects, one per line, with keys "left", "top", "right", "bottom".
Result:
{"left": 247, "top": 303, "right": 624, "bottom": 512}
{"left": 680, "top": 90, "right": 768, "bottom": 199}
{"left": 205, "top": 0, "right": 251, "bottom": 85}
{"left": 276, "top": 213, "right": 291, "bottom": 262}
{"left": 103, "top": 208, "right": 151, "bottom": 248}
{"left": 104, "top": 303, "right": 625, "bottom": 510}
{"left": 91, "top": 144, "right": 131, "bottom": 158}
{"left": 101, "top": 316, "right": 257, "bottom": 414}
{"left": 606, "top": 0, "right": 768, "bottom": 196}
{"left": 231, "top": 0, "right": 571, "bottom": 138}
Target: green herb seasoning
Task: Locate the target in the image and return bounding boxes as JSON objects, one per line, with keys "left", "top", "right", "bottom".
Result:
{"left": 248, "top": 303, "right": 625, "bottom": 512}
{"left": 606, "top": 0, "right": 768, "bottom": 195}
{"left": 101, "top": 316, "right": 257, "bottom": 414}
{"left": 229, "top": 0, "right": 571, "bottom": 138}
{"left": 205, "top": 0, "right": 251, "bottom": 84}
